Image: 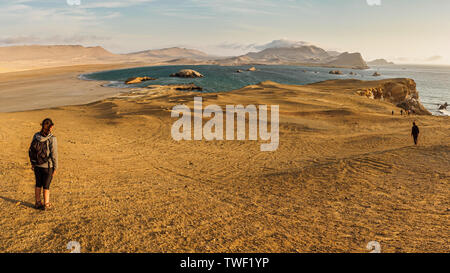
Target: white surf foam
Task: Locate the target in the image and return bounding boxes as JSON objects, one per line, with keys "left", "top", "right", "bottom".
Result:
{"left": 438, "top": 109, "right": 450, "bottom": 116}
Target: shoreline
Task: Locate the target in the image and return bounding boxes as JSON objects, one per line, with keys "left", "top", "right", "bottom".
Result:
{"left": 80, "top": 64, "right": 441, "bottom": 117}
{"left": 0, "top": 63, "right": 446, "bottom": 117}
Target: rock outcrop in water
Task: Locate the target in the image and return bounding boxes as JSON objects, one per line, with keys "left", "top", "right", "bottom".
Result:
{"left": 438, "top": 102, "right": 448, "bottom": 110}
{"left": 125, "top": 77, "right": 156, "bottom": 84}
{"left": 372, "top": 72, "right": 381, "bottom": 77}
{"left": 247, "top": 67, "right": 257, "bottom": 72}
{"left": 356, "top": 79, "right": 431, "bottom": 115}
{"left": 329, "top": 70, "right": 343, "bottom": 75}
{"left": 170, "top": 69, "right": 204, "bottom": 78}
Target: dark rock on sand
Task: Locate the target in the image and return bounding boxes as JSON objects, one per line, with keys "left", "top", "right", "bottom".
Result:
{"left": 168, "top": 83, "right": 203, "bottom": 91}
{"left": 125, "top": 76, "right": 156, "bottom": 84}
{"left": 175, "top": 84, "right": 203, "bottom": 91}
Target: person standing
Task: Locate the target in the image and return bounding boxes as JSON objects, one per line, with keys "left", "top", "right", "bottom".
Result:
{"left": 29, "top": 118, "right": 58, "bottom": 210}
{"left": 411, "top": 121, "right": 420, "bottom": 146}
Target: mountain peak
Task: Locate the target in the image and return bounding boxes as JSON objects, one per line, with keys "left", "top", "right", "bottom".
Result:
{"left": 255, "top": 39, "right": 311, "bottom": 50}
{"left": 259, "top": 39, "right": 310, "bottom": 49}
{"left": 216, "top": 42, "right": 368, "bottom": 69}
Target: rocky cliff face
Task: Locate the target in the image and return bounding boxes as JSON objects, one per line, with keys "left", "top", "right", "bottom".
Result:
{"left": 356, "top": 79, "right": 431, "bottom": 115}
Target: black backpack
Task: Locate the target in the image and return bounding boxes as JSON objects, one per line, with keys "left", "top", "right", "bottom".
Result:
{"left": 29, "top": 136, "right": 50, "bottom": 166}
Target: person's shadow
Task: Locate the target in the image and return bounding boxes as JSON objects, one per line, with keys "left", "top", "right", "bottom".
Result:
{"left": 0, "top": 196, "right": 35, "bottom": 209}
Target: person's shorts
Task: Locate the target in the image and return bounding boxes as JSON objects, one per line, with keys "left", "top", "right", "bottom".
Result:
{"left": 34, "top": 167, "right": 54, "bottom": 190}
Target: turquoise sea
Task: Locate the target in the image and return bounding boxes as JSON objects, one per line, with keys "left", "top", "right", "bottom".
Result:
{"left": 82, "top": 65, "right": 450, "bottom": 116}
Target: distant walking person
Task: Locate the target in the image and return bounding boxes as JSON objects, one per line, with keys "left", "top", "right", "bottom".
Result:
{"left": 29, "top": 118, "right": 58, "bottom": 210}
{"left": 411, "top": 122, "right": 420, "bottom": 146}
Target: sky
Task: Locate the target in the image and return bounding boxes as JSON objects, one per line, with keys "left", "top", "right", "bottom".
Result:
{"left": 0, "top": 0, "right": 450, "bottom": 64}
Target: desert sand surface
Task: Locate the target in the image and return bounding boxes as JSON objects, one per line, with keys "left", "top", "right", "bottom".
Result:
{"left": 0, "top": 67, "right": 448, "bottom": 253}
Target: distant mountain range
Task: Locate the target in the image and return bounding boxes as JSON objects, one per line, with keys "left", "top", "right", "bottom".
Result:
{"left": 216, "top": 45, "right": 368, "bottom": 69}
{"left": 367, "top": 59, "right": 395, "bottom": 66}
{"left": 0, "top": 40, "right": 382, "bottom": 72}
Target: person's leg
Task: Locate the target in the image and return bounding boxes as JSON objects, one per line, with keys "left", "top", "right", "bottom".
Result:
{"left": 43, "top": 168, "right": 54, "bottom": 209}
{"left": 44, "top": 189, "right": 50, "bottom": 205}
{"left": 34, "top": 168, "right": 44, "bottom": 208}
{"left": 414, "top": 136, "right": 418, "bottom": 145}
{"left": 35, "top": 187, "right": 42, "bottom": 203}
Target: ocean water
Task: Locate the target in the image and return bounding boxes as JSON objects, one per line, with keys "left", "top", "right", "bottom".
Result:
{"left": 83, "top": 64, "right": 450, "bottom": 116}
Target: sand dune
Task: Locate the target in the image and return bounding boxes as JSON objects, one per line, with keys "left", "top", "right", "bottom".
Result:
{"left": 0, "top": 66, "right": 448, "bottom": 253}
{"left": 0, "top": 45, "right": 117, "bottom": 61}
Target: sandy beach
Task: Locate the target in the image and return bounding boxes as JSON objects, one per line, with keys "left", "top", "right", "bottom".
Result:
{"left": 0, "top": 65, "right": 448, "bottom": 253}
{"left": 0, "top": 63, "right": 164, "bottom": 112}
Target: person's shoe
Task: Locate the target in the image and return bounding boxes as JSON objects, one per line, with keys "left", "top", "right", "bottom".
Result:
{"left": 44, "top": 203, "right": 53, "bottom": 211}
{"left": 35, "top": 201, "right": 44, "bottom": 210}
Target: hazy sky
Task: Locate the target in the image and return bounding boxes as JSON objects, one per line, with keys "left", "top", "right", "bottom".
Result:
{"left": 1, "top": 0, "right": 449, "bottom": 64}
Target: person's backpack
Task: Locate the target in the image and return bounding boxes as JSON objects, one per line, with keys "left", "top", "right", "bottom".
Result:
{"left": 29, "top": 136, "right": 50, "bottom": 166}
